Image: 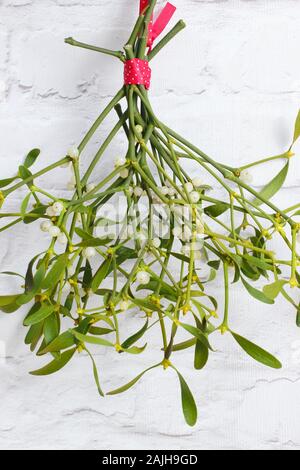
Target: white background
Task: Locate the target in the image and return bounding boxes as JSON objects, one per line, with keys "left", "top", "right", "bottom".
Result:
{"left": 0, "top": 0, "right": 300, "bottom": 450}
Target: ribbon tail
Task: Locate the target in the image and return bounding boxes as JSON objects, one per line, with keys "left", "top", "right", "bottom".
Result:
{"left": 151, "top": 2, "right": 176, "bottom": 44}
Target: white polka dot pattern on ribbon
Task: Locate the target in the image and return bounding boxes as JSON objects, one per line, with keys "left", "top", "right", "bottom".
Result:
{"left": 124, "top": 59, "right": 152, "bottom": 90}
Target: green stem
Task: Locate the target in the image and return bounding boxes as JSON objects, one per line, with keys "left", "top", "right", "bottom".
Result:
{"left": 221, "top": 262, "right": 229, "bottom": 330}
{"left": 239, "top": 153, "right": 288, "bottom": 171}
{"left": 78, "top": 88, "right": 125, "bottom": 153}
{"left": 148, "top": 20, "right": 186, "bottom": 61}
{"left": 4, "top": 158, "right": 69, "bottom": 196}
{"left": 65, "top": 38, "right": 125, "bottom": 62}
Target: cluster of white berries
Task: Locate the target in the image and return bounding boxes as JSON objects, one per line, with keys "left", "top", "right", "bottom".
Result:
{"left": 40, "top": 220, "right": 67, "bottom": 244}
{"left": 126, "top": 177, "right": 203, "bottom": 204}
{"left": 45, "top": 201, "right": 65, "bottom": 218}
{"left": 172, "top": 217, "right": 204, "bottom": 241}
{"left": 127, "top": 186, "right": 146, "bottom": 198}
{"left": 239, "top": 170, "right": 253, "bottom": 184}
{"left": 163, "top": 178, "right": 203, "bottom": 202}
{"left": 40, "top": 202, "right": 67, "bottom": 242}
{"left": 114, "top": 156, "right": 129, "bottom": 179}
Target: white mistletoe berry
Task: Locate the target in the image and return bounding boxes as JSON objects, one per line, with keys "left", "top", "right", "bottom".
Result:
{"left": 192, "top": 177, "right": 202, "bottom": 188}
{"left": 297, "top": 232, "right": 300, "bottom": 244}
{"left": 134, "top": 187, "right": 143, "bottom": 197}
{"left": 120, "top": 169, "right": 129, "bottom": 179}
{"left": 136, "top": 271, "right": 150, "bottom": 285}
{"left": 40, "top": 220, "right": 53, "bottom": 232}
{"left": 152, "top": 238, "right": 161, "bottom": 248}
{"left": 49, "top": 226, "right": 61, "bottom": 238}
{"left": 184, "top": 182, "right": 194, "bottom": 193}
{"left": 57, "top": 232, "right": 68, "bottom": 245}
{"left": 82, "top": 247, "right": 96, "bottom": 259}
{"left": 135, "top": 125, "right": 143, "bottom": 134}
{"left": 46, "top": 206, "right": 57, "bottom": 217}
{"left": 115, "top": 156, "right": 126, "bottom": 167}
{"left": 52, "top": 201, "right": 64, "bottom": 215}
{"left": 190, "top": 191, "right": 200, "bottom": 203}
{"left": 67, "top": 146, "right": 79, "bottom": 160}
{"left": 239, "top": 170, "right": 253, "bottom": 184}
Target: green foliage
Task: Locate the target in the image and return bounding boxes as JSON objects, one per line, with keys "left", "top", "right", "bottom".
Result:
{"left": 0, "top": 2, "right": 299, "bottom": 427}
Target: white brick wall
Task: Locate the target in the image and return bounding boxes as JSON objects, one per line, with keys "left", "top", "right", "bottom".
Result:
{"left": 0, "top": 0, "right": 300, "bottom": 450}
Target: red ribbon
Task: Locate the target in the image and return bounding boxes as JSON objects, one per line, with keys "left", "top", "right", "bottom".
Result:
{"left": 124, "top": 1, "right": 176, "bottom": 89}
{"left": 124, "top": 58, "right": 152, "bottom": 90}
{"left": 141, "top": 1, "right": 176, "bottom": 48}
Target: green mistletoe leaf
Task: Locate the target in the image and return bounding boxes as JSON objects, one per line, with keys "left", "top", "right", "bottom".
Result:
{"left": 0, "top": 177, "right": 17, "bottom": 189}
{"left": 121, "top": 319, "right": 148, "bottom": 350}
{"left": 205, "top": 203, "right": 229, "bottom": 218}
{"left": 292, "top": 110, "right": 300, "bottom": 144}
{"left": 85, "top": 347, "right": 104, "bottom": 397}
{"left": 253, "top": 162, "right": 289, "bottom": 206}
{"left": 263, "top": 280, "right": 287, "bottom": 300}
{"left": 296, "top": 305, "right": 300, "bottom": 328}
{"left": 39, "top": 330, "right": 76, "bottom": 355}
{"left": 231, "top": 332, "right": 282, "bottom": 369}
{"left": 30, "top": 347, "right": 77, "bottom": 376}
{"left": 172, "top": 338, "right": 197, "bottom": 352}
{"left": 23, "top": 303, "right": 55, "bottom": 326}
{"left": 24, "top": 148, "right": 41, "bottom": 169}
{"left": 44, "top": 313, "right": 60, "bottom": 346}
{"left": 42, "top": 254, "right": 68, "bottom": 290}
{"left": 107, "top": 363, "right": 161, "bottom": 396}
{"left": 91, "top": 257, "right": 112, "bottom": 292}
{"left": 0, "top": 295, "right": 21, "bottom": 313}
{"left": 194, "top": 340, "right": 209, "bottom": 370}
{"left": 172, "top": 367, "right": 198, "bottom": 427}
{"left": 71, "top": 330, "right": 114, "bottom": 348}
{"left": 241, "top": 277, "right": 274, "bottom": 304}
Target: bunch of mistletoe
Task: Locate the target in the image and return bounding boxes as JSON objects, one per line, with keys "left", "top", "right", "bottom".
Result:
{"left": 0, "top": 0, "right": 300, "bottom": 426}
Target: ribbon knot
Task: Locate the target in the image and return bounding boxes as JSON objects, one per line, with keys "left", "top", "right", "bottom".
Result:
{"left": 124, "top": 1, "right": 176, "bottom": 90}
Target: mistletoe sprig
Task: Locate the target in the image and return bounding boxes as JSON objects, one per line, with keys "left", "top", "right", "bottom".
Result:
{"left": 1, "top": 0, "right": 300, "bottom": 426}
